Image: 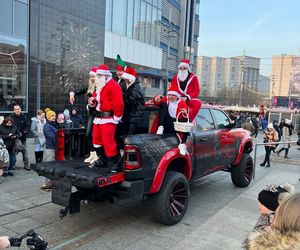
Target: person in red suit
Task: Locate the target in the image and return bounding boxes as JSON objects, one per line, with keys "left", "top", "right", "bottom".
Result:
{"left": 153, "top": 85, "right": 190, "bottom": 155}
{"left": 88, "top": 64, "right": 124, "bottom": 172}
{"left": 169, "top": 59, "right": 201, "bottom": 122}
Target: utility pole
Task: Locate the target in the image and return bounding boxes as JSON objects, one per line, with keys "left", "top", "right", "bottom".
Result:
{"left": 239, "top": 57, "right": 246, "bottom": 106}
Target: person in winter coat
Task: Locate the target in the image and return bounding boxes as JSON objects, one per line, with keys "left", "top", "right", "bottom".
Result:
{"left": 31, "top": 110, "right": 46, "bottom": 163}
{"left": 56, "top": 113, "right": 66, "bottom": 129}
{"left": 70, "top": 108, "right": 83, "bottom": 128}
{"left": 0, "top": 117, "right": 21, "bottom": 177}
{"left": 261, "top": 117, "right": 268, "bottom": 133}
{"left": 153, "top": 86, "right": 190, "bottom": 155}
{"left": 251, "top": 115, "right": 259, "bottom": 138}
{"left": 10, "top": 104, "right": 31, "bottom": 170}
{"left": 242, "top": 117, "right": 255, "bottom": 134}
{"left": 276, "top": 119, "right": 292, "bottom": 159}
{"left": 271, "top": 120, "right": 281, "bottom": 153}
{"left": 41, "top": 108, "right": 57, "bottom": 190}
{"left": 252, "top": 183, "right": 294, "bottom": 232}
{"left": 63, "top": 109, "right": 73, "bottom": 128}
{"left": 69, "top": 67, "right": 98, "bottom": 164}
{"left": 260, "top": 123, "right": 278, "bottom": 168}
{"left": 244, "top": 193, "right": 300, "bottom": 250}
{"left": 120, "top": 67, "right": 145, "bottom": 136}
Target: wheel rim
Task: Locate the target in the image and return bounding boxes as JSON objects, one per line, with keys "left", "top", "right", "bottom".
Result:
{"left": 169, "top": 182, "right": 188, "bottom": 218}
{"left": 244, "top": 158, "right": 253, "bottom": 183}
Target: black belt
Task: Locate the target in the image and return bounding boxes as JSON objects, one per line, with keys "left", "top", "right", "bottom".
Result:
{"left": 94, "top": 111, "right": 113, "bottom": 118}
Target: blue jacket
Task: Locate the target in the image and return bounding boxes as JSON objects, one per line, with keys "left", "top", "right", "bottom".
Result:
{"left": 43, "top": 121, "right": 57, "bottom": 149}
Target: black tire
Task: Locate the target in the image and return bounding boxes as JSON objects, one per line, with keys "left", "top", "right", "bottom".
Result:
{"left": 231, "top": 153, "right": 253, "bottom": 187}
{"left": 151, "top": 171, "right": 190, "bottom": 225}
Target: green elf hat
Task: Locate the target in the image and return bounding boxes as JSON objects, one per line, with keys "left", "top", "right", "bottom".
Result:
{"left": 116, "top": 54, "right": 127, "bottom": 71}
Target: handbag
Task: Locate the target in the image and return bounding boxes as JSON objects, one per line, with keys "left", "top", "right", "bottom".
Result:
{"left": 38, "top": 136, "right": 46, "bottom": 147}
{"left": 13, "top": 139, "right": 24, "bottom": 153}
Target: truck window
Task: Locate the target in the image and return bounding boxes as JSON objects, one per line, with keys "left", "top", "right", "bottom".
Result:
{"left": 211, "top": 109, "right": 230, "bottom": 129}
{"left": 196, "top": 108, "right": 215, "bottom": 130}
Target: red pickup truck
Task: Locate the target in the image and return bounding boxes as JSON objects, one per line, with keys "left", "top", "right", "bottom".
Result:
{"left": 34, "top": 104, "right": 254, "bottom": 225}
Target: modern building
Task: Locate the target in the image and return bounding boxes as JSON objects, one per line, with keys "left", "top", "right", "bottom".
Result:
{"left": 197, "top": 55, "right": 260, "bottom": 101}
{"left": 0, "top": 0, "right": 200, "bottom": 116}
{"left": 258, "top": 75, "right": 270, "bottom": 98}
{"left": 270, "top": 55, "right": 300, "bottom": 98}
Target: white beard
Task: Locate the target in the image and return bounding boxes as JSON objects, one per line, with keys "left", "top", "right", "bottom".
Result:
{"left": 95, "top": 76, "right": 106, "bottom": 92}
{"left": 178, "top": 70, "right": 188, "bottom": 82}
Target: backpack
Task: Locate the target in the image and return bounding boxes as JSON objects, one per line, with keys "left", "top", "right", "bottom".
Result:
{"left": 0, "top": 139, "right": 9, "bottom": 168}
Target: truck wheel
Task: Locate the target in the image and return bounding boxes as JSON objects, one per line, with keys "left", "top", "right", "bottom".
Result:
{"left": 152, "top": 171, "right": 190, "bottom": 225}
{"left": 231, "top": 153, "right": 253, "bottom": 187}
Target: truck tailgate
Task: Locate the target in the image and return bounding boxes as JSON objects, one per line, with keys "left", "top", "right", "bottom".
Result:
{"left": 33, "top": 160, "right": 125, "bottom": 189}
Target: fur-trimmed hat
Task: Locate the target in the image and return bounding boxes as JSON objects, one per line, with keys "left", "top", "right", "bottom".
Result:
{"left": 45, "top": 108, "right": 56, "bottom": 120}
{"left": 89, "top": 67, "right": 97, "bottom": 77}
{"left": 258, "top": 183, "right": 295, "bottom": 211}
{"left": 167, "top": 85, "right": 181, "bottom": 98}
{"left": 178, "top": 59, "right": 190, "bottom": 71}
{"left": 122, "top": 67, "right": 137, "bottom": 83}
{"left": 96, "top": 64, "right": 112, "bottom": 76}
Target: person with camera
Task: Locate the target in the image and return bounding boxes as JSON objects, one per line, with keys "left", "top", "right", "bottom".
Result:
{"left": 10, "top": 104, "right": 31, "bottom": 170}
{"left": 0, "top": 117, "right": 21, "bottom": 177}
{"left": 260, "top": 123, "right": 278, "bottom": 168}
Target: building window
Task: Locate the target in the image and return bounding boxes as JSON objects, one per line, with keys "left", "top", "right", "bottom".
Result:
{"left": 0, "top": 0, "right": 13, "bottom": 35}
{"left": 126, "top": 0, "right": 134, "bottom": 37}
{"left": 105, "top": 0, "right": 113, "bottom": 30}
{"left": 139, "top": 0, "right": 146, "bottom": 42}
{"left": 14, "top": 1, "right": 28, "bottom": 37}
{"left": 112, "top": 0, "right": 127, "bottom": 35}
{"left": 0, "top": 34, "right": 28, "bottom": 112}
{"left": 133, "top": 0, "right": 141, "bottom": 40}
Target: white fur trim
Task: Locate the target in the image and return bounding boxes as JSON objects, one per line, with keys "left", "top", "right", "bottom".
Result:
{"left": 113, "top": 115, "right": 122, "bottom": 122}
{"left": 122, "top": 72, "right": 136, "bottom": 83}
{"left": 178, "top": 62, "right": 190, "bottom": 71}
{"left": 96, "top": 69, "right": 112, "bottom": 76}
{"left": 89, "top": 71, "right": 97, "bottom": 76}
{"left": 167, "top": 90, "right": 180, "bottom": 98}
{"left": 70, "top": 91, "right": 75, "bottom": 96}
{"left": 93, "top": 117, "right": 118, "bottom": 125}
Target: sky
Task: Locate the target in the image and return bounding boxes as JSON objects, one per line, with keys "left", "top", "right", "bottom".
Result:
{"left": 198, "top": 0, "right": 300, "bottom": 76}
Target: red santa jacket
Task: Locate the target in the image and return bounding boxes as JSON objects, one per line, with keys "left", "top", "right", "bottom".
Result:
{"left": 169, "top": 72, "right": 200, "bottom": 100}
{"left": 92, "top": 77, "right": 124, "bottom": 124}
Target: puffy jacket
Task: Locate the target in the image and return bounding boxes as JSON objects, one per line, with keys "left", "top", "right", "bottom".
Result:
{"left": 10, "top": 113, "right": 30, "bottom": 142}
{"left": 43, "top": 121, "right": 57, "bottom": 149}
{"left": 123, "top": 80, "right": 145, "bottom": 124}
{"left": 31, "top": 117, "right": 46, "bottom": 145}
{"left": 0, "top": 124, "right": 21, "bottom": 150}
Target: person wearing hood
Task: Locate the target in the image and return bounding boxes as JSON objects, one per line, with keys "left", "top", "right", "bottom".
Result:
{"left": 0, "top": 117, "right": 21, "bottom": 177}
{"left": 63, "top": 109, "right": 73, "bottom": 128}
{"left": 70, "top": 108, "right": 83, "bottom": 128}
{"left": 31, "top": 110, "right": 46, "bottom": 163}
{"left": 276, "top": 119, "right": 292, "bottom": 159}
{"left": 244, "top": 193, "right": 300, "bottom": 250}
{"left": 260, "top": 123, "right": 278, "bottom": 168}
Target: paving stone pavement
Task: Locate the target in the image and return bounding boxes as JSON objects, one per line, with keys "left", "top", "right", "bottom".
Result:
{"left": 0, "top": 135, "right": 299, "bottom": 250}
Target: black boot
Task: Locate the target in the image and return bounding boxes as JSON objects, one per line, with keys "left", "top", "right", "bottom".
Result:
{"left": 107, "top": 154, "right": 122, "bottom": 173}
{"left": 260, "top": 161, "right": 266, "bottom": 167}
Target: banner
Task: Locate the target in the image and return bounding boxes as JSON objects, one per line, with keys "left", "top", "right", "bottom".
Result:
{"left": 290, "top": 57, "right": 300, "bottom": 95}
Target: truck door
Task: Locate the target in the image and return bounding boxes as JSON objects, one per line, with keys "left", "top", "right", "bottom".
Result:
{"left": 193, "top": 108, "right": 216, "bottom": 177}
{"left": 210, "top": 109, "right": 237, "bottom": 166}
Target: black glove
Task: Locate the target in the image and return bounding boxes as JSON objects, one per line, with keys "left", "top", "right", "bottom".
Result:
{"left": 26, "top": 233, "right": 48, "bottom": 250}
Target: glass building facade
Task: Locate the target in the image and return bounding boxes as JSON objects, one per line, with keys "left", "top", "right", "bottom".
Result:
{"left": 0, "top": 0, "right": 29, "bottom": 113}
{"left": 106, "top": 0, "right": 161, "bottom": 47}
{"left": 0, "top": 0, "right": 106, "bottom": 117}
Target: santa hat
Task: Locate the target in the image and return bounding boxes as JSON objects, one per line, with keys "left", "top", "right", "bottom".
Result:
{"left": 89, "top": 67, "right": 97, "bottom": 77}
{"left": 178, "top": 59, "right": 190, "bottom": 71}
{"left": 96, "top": 64, "right": 112, "bottom": 76}
{"left": 122, "top": 67, "right": 137, "bottom": 83}
{"left": 167, "top": 85, "right": 181, "bottom": 98}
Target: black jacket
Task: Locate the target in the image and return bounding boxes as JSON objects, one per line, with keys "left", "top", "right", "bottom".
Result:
{"left": 113, "top": 76, "right": 127, "bottom": 100}
{"left": 0, "top": 124, "right": 21, "bottom": 150}
{"left": 10, "top": 113, "right": 30, "bottom": 142}
{"left": 123, "top": 80, "right": 145, "bottom": 124}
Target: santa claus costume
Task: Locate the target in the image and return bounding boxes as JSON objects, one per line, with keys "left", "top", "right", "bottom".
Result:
{"left": 88, "top": 64, "right": 124, "bottom": 172}
{"left": 153, "top": 86, "right": 190, "bottom": 155}
{"left": 169, "top": 59, "right": 202, "bottom": 121}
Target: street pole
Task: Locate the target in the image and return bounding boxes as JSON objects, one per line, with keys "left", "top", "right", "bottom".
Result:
{"left": 239, "top": 59, "right": 245, "bottom": 106}
{"left": 36, "top": 0, "right": 41, "bottom": 110}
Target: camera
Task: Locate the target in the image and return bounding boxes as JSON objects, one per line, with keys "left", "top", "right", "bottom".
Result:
{"left": 9, "top": 230, "right": 48, "bottom": 250}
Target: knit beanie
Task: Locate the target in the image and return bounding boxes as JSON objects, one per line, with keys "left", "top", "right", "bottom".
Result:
{"left": 258, "top": 184, "right": 295, "bottom": 211}
{"left": 45, "top": 108, "right": 56, "bottom": 120}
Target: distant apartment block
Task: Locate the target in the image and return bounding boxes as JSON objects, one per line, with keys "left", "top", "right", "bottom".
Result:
{"left": 271, "top": 55, "right": 300, "bottom": 97}
{"left": 258, "top": 75, "right": 270, "bottom": 98}
{"left": 197, "top": 56, "right": 260, "bottom": 97}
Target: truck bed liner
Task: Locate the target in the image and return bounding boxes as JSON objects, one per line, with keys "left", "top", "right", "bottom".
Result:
{"left": 34, "top": 159, "right": 125, "bottom": 189}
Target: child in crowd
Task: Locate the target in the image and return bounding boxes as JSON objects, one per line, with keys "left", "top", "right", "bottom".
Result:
{"left": 31, "top": 109, "right": 46, "bottom": 163}
{"left": 153, "top": 86, "right": 190, "bottom": 155}
{"left": 253, "top": 183, "right": 294, "bottom": 232}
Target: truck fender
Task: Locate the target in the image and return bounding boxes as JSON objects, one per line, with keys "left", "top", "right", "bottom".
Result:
{"left": 233, "top": 138, "right": 253, "bottom": 165}
{"left": 148, "top": 148, "right": 192, "bottom": 194}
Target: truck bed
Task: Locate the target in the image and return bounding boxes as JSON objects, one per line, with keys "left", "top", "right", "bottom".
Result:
{"left": 33, "top": 160, "right": 125, "bottom": 189}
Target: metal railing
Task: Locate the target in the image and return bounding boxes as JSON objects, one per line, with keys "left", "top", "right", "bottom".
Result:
{"left": 253, "top": 140, "right": 298, "bottom": 178}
